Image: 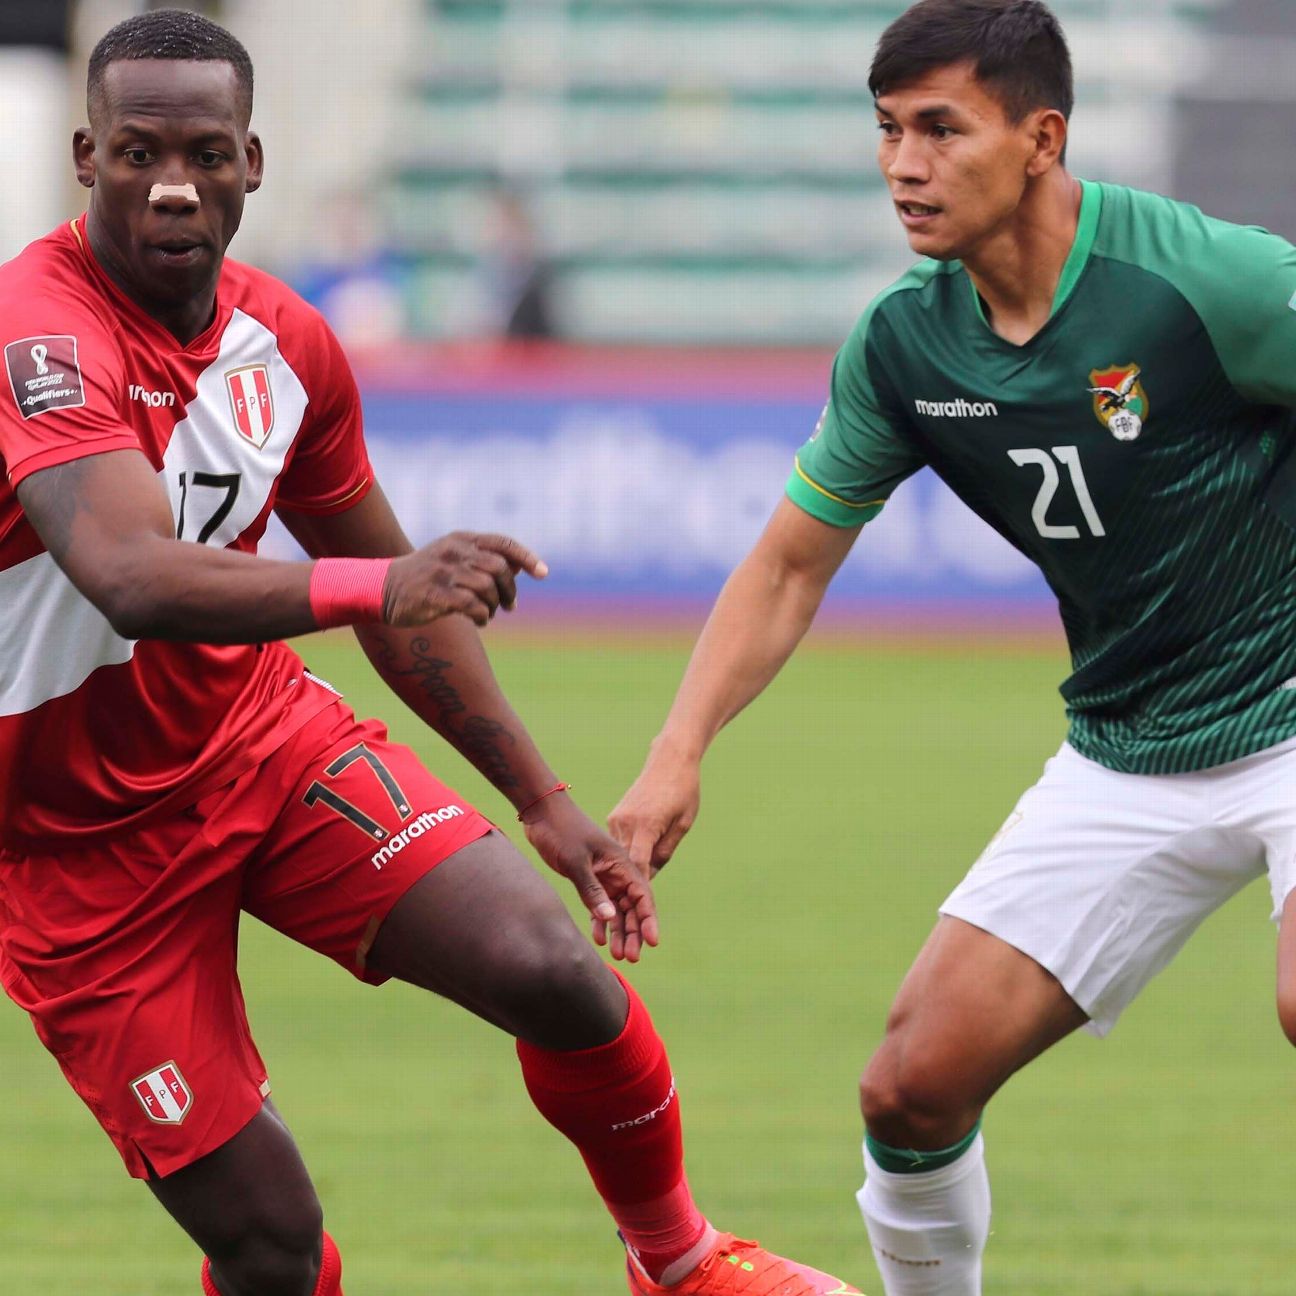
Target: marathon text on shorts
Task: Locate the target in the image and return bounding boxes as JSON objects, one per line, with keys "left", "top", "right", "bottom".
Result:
{"left": 370, "top": 804, "right": 465, "bottom": 868}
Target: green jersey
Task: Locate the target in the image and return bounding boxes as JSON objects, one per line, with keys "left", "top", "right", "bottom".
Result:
{"left": 789, "top": 180, "right": 1296, "bottom": 774}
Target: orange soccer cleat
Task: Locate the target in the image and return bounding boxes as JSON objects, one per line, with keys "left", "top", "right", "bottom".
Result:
{"left": 624, "top": 1232, "right": 863, "bottom": 1296}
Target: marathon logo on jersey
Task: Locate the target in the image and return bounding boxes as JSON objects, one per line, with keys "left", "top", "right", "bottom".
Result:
{"left": 914, "top": 396, "right": 999, "bottom": 418}
{"left": 225, "top": 363, "right": 274, "bottom": 448}
{"left": 129, "top": 383, "right": 177, "bottom": 408}
{"left": 1088, "top": 363, "right": 1148, "bottom": 441}
{"left": 4, "top": 334, "right": 86, "bottom": 420}
{"left": 370, "top": 804, "right": 466, "bottom": 869}
{"left": 131, "top": 1061, "right": 193, "bottom": 1125}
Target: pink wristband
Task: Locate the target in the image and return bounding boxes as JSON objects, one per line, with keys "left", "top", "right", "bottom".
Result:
{"left": 308, "top": 557, "right": 392, "bottom": 628}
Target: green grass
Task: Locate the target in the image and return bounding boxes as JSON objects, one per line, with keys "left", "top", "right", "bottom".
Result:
{"left": 1, "top": 629, "right": 1290, "bottom": 1293}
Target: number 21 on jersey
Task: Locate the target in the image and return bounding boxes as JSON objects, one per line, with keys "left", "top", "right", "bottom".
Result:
{"left": 1008, "top": 445, "right": 1106, "bottom": 539}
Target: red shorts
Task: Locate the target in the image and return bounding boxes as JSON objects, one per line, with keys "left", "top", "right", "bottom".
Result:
{"left": 0, "top": 702, "right": 492, "bottom": 1178}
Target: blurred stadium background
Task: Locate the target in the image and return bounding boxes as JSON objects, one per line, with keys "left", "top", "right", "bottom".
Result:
{"left": 8, "top": 0, "right": 1296, "bottom": 623}
{"left": 3, "top": 3, "right": 1296, "bottom": 1293}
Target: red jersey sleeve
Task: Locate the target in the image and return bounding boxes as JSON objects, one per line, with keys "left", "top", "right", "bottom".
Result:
{"left": 275, "top": 316, "right": 373, "bottom": 515}
{"left": 0, "top": 290, "right": 138, "bottom": 489}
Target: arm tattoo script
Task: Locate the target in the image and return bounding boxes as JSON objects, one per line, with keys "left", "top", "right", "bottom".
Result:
{"left": 371, "top": 634, "right": 520, "bottom": 791}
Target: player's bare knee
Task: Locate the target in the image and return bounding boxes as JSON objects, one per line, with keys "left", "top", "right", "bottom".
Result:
{"left": 505, "top": 922, "right": 624, "bottom": 1049}
{"left": 1276, "top": 984, "right": 1296, "bottom": 1047}
{"left": 859, "top": 1045, "right": 972, "bottom": 1148}
{"left": 210, "top": 1219, "right": 323, "bottom": 1296}
{"left": 206, "top": 1195, "right": 324, "bottom": 1296}
{"left": 859, "top": 1054, "right": 910, "bottom": 1132}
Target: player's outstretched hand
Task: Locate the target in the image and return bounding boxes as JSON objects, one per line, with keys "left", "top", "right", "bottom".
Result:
{"left": 522, "top": 796, "right": 660, "bottom": 962}
{"left": 608, "top": 743, "right": 701, "bottom": 878}
{"left": 383, "top": 531, "right": 547, "bottom": 627}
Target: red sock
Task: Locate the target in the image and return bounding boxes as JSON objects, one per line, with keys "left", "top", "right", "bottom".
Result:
{"left": 201, "top": 1230, "right": 343, "bottom": 1295}
{"left": 516, "top": 970, "right": 708, "bottom": 1279}
{"left": 314, "top": 1232, "right": 343, "bottom": 1295}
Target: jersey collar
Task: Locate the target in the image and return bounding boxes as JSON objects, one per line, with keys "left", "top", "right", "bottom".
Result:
{"left": 69, "top": 212, "right": 229, "bottom": 354}
{"left": 968, "top": 177, "right": 1103, "bottom": 336}
{"left": 1051, "top": 178, "right": 1102, "bottom": 317}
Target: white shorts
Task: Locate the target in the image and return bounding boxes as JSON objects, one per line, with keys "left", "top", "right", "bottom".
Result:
{"left": 940, "top": 736, "right": 1296, "bottom": 1036}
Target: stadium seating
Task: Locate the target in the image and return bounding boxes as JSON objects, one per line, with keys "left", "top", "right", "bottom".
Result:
{"left": 392, "top": 0, "right": 1229, "bottom": 343}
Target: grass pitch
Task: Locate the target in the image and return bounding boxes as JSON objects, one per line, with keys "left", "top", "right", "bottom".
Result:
{"left": 1, "top": 627, "right": 1290, "bottom": 1294}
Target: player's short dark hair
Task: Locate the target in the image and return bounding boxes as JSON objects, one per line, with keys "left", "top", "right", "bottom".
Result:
{"left": 870, "top": 0, "right": 1073, "bottom": 124}
{"left": 87, "top": 9, "right": 254, "bottom": 126}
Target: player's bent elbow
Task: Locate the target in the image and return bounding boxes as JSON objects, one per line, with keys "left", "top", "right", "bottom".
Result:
{"left": 101, "top": 596, "right": 156, "bottom": 640}
{"left": 86, "top": 539, "right": 191, "bottom": 639}
{"left": 94, "top": 568, "right": 168, "bottom": 640}
{"left": 103, "top": 604, "right": 153, "bottom": 640}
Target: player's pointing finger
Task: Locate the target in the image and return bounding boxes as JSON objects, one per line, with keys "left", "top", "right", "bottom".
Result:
{"left": 469, "top": 548, "right": 520, "bottom": 611}
{"left": 474, "top": 534, "right": 548, "bottom": 579}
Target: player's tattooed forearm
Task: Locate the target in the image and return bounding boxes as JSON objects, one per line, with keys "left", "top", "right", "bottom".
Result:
{"left": 457, "top": 715, "right": 520, "bottom": 790}
{"left": 393, "top": 637, "right": 466, "bottom": 720}
{"left": 373, "top": 634, "right": 521, "bottom": 790}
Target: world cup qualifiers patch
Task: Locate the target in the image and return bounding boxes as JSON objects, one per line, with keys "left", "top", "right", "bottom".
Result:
{"left": 5, "top": 335, "right": 86, "bottom": 420}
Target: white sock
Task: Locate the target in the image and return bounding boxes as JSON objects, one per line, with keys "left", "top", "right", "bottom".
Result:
{"left": 856, "top": 1133, "right": 990, "bottom": 1296}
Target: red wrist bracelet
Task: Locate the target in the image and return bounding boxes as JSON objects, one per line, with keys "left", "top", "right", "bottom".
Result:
{"left": 516, "top": 782, "right": 572, "bottom": 821}
{"left": 308, "top": 557, "right": 392, "bottom": 628}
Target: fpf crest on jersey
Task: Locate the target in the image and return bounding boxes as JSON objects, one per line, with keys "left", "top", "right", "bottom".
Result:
{"left": 225, "top": 363, "right": 274, "bottom": 448}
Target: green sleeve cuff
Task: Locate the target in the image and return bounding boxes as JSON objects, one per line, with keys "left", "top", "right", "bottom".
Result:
{"left": 785, "top": 462, "right": 886, "bottom": 528}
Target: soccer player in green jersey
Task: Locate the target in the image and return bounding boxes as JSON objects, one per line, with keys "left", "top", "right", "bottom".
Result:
{"left": 610, "top": 0, "right": 1296, "bottom": 1291}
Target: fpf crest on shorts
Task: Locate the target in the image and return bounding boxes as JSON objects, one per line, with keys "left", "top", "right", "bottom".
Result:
{"left": 131, "top": 1061, "right": 193, "bottom": 1124}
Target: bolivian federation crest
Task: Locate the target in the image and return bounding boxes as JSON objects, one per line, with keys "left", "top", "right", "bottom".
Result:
{"left": 1087, "top": 363, "right": 1149, "bottom": 441}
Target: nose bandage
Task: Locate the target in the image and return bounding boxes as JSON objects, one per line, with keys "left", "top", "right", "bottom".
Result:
{"left": 148, "top": 183, "right": 199, "bottom": 204}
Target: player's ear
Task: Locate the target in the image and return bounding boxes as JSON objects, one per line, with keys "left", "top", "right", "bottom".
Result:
{"left": 244, "top": 131, "right": 264, "bottom": 194}
{"left": 1025, "top": 107, "right": 1067, "bottom": 177}
{"left": 74, "top": 126, "right": 96, "bottom": 190}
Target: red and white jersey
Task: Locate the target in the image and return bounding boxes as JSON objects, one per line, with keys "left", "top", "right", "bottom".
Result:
{"left": 0, "top": 216, "right": 374, "bottom": 849}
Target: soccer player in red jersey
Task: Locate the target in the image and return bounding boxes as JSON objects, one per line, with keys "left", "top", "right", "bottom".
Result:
{"left": 0, "top": 11, "right": 862, "bottom": 1296}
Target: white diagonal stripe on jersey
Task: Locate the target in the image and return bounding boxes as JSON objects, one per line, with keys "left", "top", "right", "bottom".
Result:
{"left": 1, "top": 311, "right": 311, "bottom": 721}
{"left": 0, "top": 550, "right": 136, "bottom": 717}
{"left": 161, "top": 309, "right": 309, "bottom": 548}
